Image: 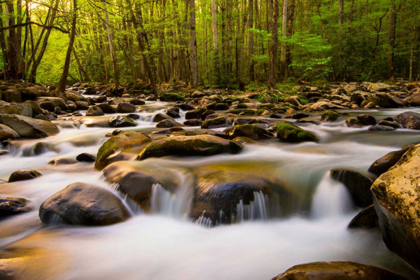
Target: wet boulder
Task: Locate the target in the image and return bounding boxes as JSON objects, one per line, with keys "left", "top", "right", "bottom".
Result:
{"left": 117, "top": 102, "right": 136, "bottom": 113}
{"left": 108, "top": 115, "right": 136, "bottom": 127}
{"left": 357, "top": 114, "right": 376, "bottom": 125}
{"left": 201, "top": 116, "right": 230, "bottom": 129}
{"left": 9, "top": 170, "right": 42, "bottom": 182}
{"left": 0, "top": 123, "right": 20, "bottom": 141}
{"left": 0, "top": 114, "right": 59, "bottom": 138}
{"left": 95, "top": 131, "right": 151, "bottom": 170}
{"left": 37, "top": 97, "right": 66, "bottom": 111}
{"left": 0, "top": 101, "right": 33, "bottom": 117}
{"left": 404, "top": 92, "right": 420, "bottom": 106}
{"left": 364, "top": 92, "right": 402, "bottom": 108}
{"left": 348, "top": 205, "right": 379, "bottom": 230}
{"left": 395, "top": 111, "right": 420, "bottom": 129}
{"left": 165, "top": 107, "right": 180, "bottom": 118}
{"left": 0, "top": 197, "right": 32, "bottom": 219}
{"left": 86, "top": 105, "right": 104, "bottom": 116}
{"left": 368, "top": 145, "right": 412, "bottom": 177}
{"left": 184, "top": 119, "right": 202, "bottom": 126}
{"left": 228, "top": 124, "right": 273, "bottom": 140}
{"left": 76, "top": 153, "right": 96, "bottom": 163}
{"left": 66, "top": 91, "right": 87, "bottom": 102}
{"left": 346, "top": 117, "right": 364, "bottom": 128}
{"left": 321, "top": 110, "right": 340, "bottom": 122}
{"left": 156, "top": 119, "right": 183, "bottom": 128}
{"left": 185, "top": 108, "right": 206, "bottom": 120}
{"left": 378, "top": 119, "right": 401, "bottom": 129}
{"left": 371, "top": 144, "right": 420, "bottom": 271}
{"left": 75, "top": 101, "right": 89, "bottom": 110}
{"left": 97, "top": 102, "right": 117, "bottom": 114}
{"left": 39, "top": 183, "right": 130, "bottom": 226}
{"left": 276, "top": 122, "right": 318, "bottom": 143}
{"left": 272, "top": 261, "right": 408, "bottom": 280}
{"left": 3, "top": 88, "right": 22, "bottom": 103}
{"left": 48, "top": 158, "right": 77, "bottom": 165}
{"left": 152, "top": 113, "right": 173, "bottom": 122}
{"left": 330, "top": 169, "right": 373, "bottom": 208}
{"left": 138, "top": 135, "right": 243, "bottom": 160}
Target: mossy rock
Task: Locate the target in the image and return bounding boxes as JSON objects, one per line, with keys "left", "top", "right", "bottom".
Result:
{"left": 185, "top": 107, "right": 206, "bottom": 119}
{"left": 159, "top": 92, "right": 185, "bottom": 102}
{"left": 321, "top": 110, "right": 340, "bottom": 122}
{"left": 229, "top": 124, "right": 273, "bottom": 140}
{"left": 276, "top": 121, "right": 318, "bottom": 143}
{"left": 95, "top": 131, "right": 151, "bottom": 170}
{"left": 201, "top": 116, "right": 230, "bottom": 129}
{"left": 138, "top": 135, "right": 243, "bottom": 160}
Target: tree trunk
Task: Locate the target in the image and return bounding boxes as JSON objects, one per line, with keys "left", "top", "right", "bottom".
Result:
{"left": 6, "top": 0, "right": 19, "bottom": 79}
{"left": 189, "top": 0, "right": 198, "bottom": 87}
{"left": 388, "top": 0, "right": 397, "bottom": 79}
{"left": 268, "top": 0, "right": 279, "bottom": 89}
{"left": 280, "top": 0, "right": 288, "bottom": 79}
{"left": 103, "top": 1, "right": 120, "bottom": 88}
{"left": 248, "top": 0, "right": 254, "bottom": 81}
{"left": 57, "top": 0, "right": 77, "bottom": 92}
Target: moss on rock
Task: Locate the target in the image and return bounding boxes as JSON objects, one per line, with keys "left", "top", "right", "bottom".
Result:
{"left": 276, "top": 121, "right": 318, "bottom": 143}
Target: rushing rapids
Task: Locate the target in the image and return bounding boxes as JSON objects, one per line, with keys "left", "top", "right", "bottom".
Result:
{"left": 1, "top": 98, "right": 420, "bottom": 279}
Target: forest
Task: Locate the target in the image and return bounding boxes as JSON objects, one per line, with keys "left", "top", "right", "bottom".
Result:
{"left": 0, "top": 0, "right": 419, "bottom": 91}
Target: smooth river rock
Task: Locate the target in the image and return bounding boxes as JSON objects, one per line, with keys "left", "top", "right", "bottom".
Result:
{"left": 0, "top": 114, "right": 59, "bottom": 138}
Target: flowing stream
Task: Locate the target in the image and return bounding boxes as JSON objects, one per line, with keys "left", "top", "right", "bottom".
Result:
{"left": 1, "top": 102, "right": 420, "bottom": 279}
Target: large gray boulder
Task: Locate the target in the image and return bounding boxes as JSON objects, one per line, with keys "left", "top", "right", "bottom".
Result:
{"left": 39, "top": 183, "right": 130, "bottom": 226}
{"left": 0, "top": 114, "right": 59, "bottom": 138}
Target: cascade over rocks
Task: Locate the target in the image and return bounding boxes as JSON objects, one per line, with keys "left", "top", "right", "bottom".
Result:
{"left": 138, "top": 135, "right": 243, "bottom": 160}
{"left": 371, "top": 144, "right": 420, "bottom": 272}
{"left": 103, "top": 161, "right": 182, "bottom": 211}
{"left": 330, "top": 169, "right": 374, "bottom": 208}
{"left": 39, "top": 182, "right": 130, "bottom": 226}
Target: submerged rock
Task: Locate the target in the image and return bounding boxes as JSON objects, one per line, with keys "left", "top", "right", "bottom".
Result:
{"left": 0, "top": 197, "right": 32, "bottom": 219}
{"left": 371, "top": 144, "right": 420, "bottom": 272}
{"left": 76, "top": 153, "right": 96, "bottom": 162}
{"left": 39, "top": 182, "right": 130, "bottom": 226}
{"left": 0, "top": 114, "right": 59, "bottom": 138}
{"left": 9, "top": 170, "right": 42, "bottom": 182}
{"left": 95, "top": 131, "right": 151, "bottom": 170}
{"left": 330, "top": 169, "right": 373, "bottom": 208}
{"left": 272, "top": 261, "right": 408, "bottom": 280}
{"left": 368, "top": 145, "right": 412, "bottom": 177}
{"left": 138, "top": 135, "right": 243, "bottom": 160}
{"left": 346, "top": 116, "right": 364, "bottom": 128}
{"left": 276, "top": 122, "right": 318, "bottom": 143}
{"left": 117, "top": 102, "right": 136, "bottom": 113}
{"left": 348, "top": 205, "right": 379, "bottom": 230}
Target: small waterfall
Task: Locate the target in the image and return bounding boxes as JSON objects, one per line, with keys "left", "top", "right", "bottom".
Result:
{"left": 110, "top": 183, "right": 142, "bottom": 216}
{"left": 311, "top": 171, "right": 353, "bottom": 219}
{"left": 235, "top": 191, "right": 269, "bottom": 223}
{"left": 150, "top": 174, "right": 193, "bottom": 219}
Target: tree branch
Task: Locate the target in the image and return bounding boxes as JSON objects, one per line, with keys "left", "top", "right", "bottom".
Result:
{"left": 0, "top": 22, "right": 69, "bottom": 33}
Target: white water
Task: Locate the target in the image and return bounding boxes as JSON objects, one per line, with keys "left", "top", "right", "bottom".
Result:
{"left": 1, "top": 104, "right": 419, "bottom": 279}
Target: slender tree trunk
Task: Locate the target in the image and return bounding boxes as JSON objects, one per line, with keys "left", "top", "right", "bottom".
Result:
{"left": 248, "top": 0, "right": 254, "bottom": 81}
{"left": 57, "top": 0, "right": 77, "bottom": 92}
{"left": 0, "top": 4, "right": 8, "bottom": 78}
{"left": 286, "top": 0, "right": 295, "bottom": 76}
{"left": 73, "top": 47, "right": 92, "bottom": 82}
{"left": 103, "top": 1, "right": 120, "bottom": 87}
{"left": 211, "top": 0, "right": 220, "bottom": 84}
{"left": 268, "top": 0, "right": 279, "bottom": 89}
{"left": 6, "top": 0, "right": 19, "bottom": 79}
{"left": 189, "top": 0, "right": 198, "bottom": 87}
{"left": 409, "top": 0, "right": 418, "bottom": 82}
{"left": 388, "top": 0, "right": 397, "bottom": 79}
{"left": 280, "top": 0, "right": 288, "bottom": 79}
